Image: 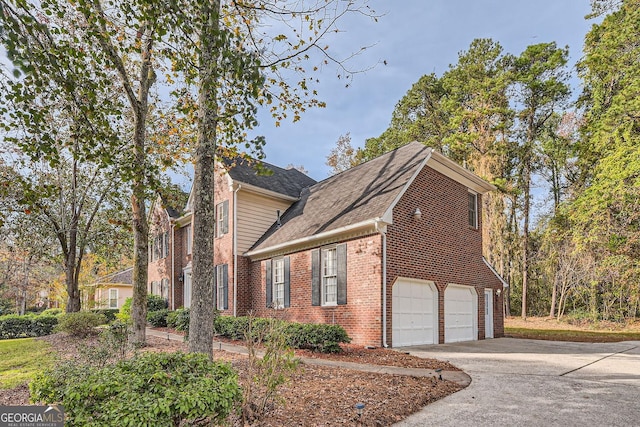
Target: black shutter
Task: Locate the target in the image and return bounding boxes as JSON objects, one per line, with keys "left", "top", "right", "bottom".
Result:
{"left": 337, "top": 243, "right": 347, "bottom": 305}
{"left": 222, "top": 264, "right": 228, "bottom": 310}
{"left": 164, "top": 231, "right": 169, "bottom": 258}
{"left": 222, "top": 200, "right": 229, "bottom": 234}
{"left": 311, "top": 249, "right": 320, "bottom": 306}
{"left": 213, "top": 265, "right": 217, "bottom": 308}
{"left": 284, "top": 257, "right": 290, "bottom": 308}
{"left": 265, "top": 259, "right": 272, "bottom": 307}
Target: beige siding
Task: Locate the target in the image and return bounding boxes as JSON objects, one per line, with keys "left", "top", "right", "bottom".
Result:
{"left": 237, "top": 191, "right": 292, "bottom": 253}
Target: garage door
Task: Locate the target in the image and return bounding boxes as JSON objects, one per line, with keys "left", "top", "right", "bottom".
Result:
{"left": 444, "top": 284, "right": 477, "bottom": 343}
{"left": 392, "top": 279, "right": 438, "bottom": 347}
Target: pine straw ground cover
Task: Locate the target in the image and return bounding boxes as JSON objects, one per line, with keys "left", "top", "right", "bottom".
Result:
{"left": 2, "top": 333, "right": 463, "bottom": 426}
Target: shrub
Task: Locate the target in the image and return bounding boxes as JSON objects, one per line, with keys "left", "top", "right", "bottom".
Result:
{"left": 90, "top": 309, "right": 119, "bottom": 323}
{"left": 213, "top": 316, "right": 351, "bottom": 353}
{"left": 167, "top": 308, "right": 190, "bottom": 334}
{"left": 30, "top": 352, "right": 241, "bottom": 426}
{"left": 0, "top": 314, "right": 59, "bottom": 340}
{"left": 0, "top": 315, "right": 34, "bottom": 339}
{"left": 41, "top": 308, "right": 63, "bottom": 316}
{"left": 147, "top": 294, "right": 168, "bottom": 312}
{"left": 56, "top": 312, "right": 106, "bottom": 337}
{"left": 147, "top": 309, "right": 169, "bottom": 327}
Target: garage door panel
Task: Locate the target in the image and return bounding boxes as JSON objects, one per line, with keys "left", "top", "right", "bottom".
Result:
{"left": 392, "top": 279, "right": 438, "bottom": 347}
{"left": 444, "top": 285, "right": 477, "bottom": 343}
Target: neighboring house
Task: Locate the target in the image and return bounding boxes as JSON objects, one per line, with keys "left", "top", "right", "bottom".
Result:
{"left": 148, "top": 142, "right": 507, "bottom": 347}
{"left": 88, "top": 267, "right": 133, "bottom": 309}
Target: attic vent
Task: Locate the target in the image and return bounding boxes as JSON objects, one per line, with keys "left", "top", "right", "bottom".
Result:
{"left": 276, "top": 210, "right": 282, "bottom": 228}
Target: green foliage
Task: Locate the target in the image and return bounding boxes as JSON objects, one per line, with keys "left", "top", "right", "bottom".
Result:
{"left": 167, "top": 308, "right": 190, "bottom": 335}
{"left": 90, "top": 309, "right": 118, "bottom": 323}
{"left": 146, "top": 309, "right": 169, "bottom": 328}
{"left": 214, "top": 316, "right": 351, "bottom": 353}
{"left": 117, "top": 297, "right": 132, "bottom": 323}
{"left": 76, "top": 321, "right": 131, "bottom": 368}
{"left": 41, "top": 308, "right": 63, "bottom": 316}
{"left": 0, "top": 314, "right": 58, "bottom": 340}
{"left": 55, "top": 312, "right": 106, "bottom": 338}
{"left": 30, "top": 352, "right": 241, "bottom": 426}
{"left": 147, "top": 295, "right": 168, "bottom": 312}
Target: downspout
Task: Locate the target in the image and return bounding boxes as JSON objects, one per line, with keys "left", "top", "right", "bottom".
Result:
{"left": 376, "top": 219, "right": 389, "bottom": 348}
{"left": 233, "top": 184, "right": 241, "bottom": 317}
{"left": 170, "top": 221, "right": 175, "bottom": 310}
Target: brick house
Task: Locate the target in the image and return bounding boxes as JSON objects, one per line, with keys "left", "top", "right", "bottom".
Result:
{"left": 148, "top": 142, "right": 507, "bottom": 347}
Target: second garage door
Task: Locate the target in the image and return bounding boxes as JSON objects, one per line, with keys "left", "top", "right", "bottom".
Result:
{"left": 444, "top": 284, "right": 477, "bottom": 343}
{"left": 392, "top": 278, "right": 438, "bottom": 347}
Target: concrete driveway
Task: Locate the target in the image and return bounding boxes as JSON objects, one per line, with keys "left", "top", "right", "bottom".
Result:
{"left": 395, "top": 338, "right": 640, "bottom": 427}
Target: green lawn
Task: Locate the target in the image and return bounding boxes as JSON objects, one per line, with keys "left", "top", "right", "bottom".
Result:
{"left": 505, "top": 327, "right": 640, "bottom": 343}
{"left": 0, "top": 338, "right": 54, "bottom": 389}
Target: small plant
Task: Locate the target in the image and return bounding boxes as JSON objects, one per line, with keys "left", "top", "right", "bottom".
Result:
{"left": 242, "top": 313, "right": 299, "bottom": 424}
{"left": 147, "top": 309, "right": 169, "bottom": 327}
{"left": 30, "top": 352, "right": 241, "bottom": 426}
{"left": 76, "top": 321, "right": 131, "bottom": 367}
{"left": 55, "top": 312, "right": 106, "bottom": 338}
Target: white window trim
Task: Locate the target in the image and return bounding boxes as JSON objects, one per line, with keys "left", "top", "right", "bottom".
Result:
{"left": 468, "top": 191, "right": 478, "bottom": 229}
{"left": 108, "top": 288, "right": 118, "bottom": 309}
{"left": 272, "top": 258, "right": 285, "bottom": 309}
{"left": 185, "top": 224, "right": 192, "bottom": 255}
{"left": 216, "top": 202, "right": 225, "bottom": 238}
{"left": 183, "top": 267, "right": 192, "bottom": 309}
{"left": 216, "top": 265, "right": 225, "bottom": 310}
{"left": 321, "top": 247, "right": 338, "bottom": 307}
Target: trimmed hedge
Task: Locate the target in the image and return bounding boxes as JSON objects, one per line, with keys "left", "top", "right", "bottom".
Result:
{"left": 147, "top": 309, "right": 169, "bottom": 327}
{"left": 0, "top": 314, "right": 58, "bottom": 340}
{"left": 213, "top": 316, "right": 351, "bottom": 353}
{"left": 56, "top": 312, "right": 107, "bottom": 338}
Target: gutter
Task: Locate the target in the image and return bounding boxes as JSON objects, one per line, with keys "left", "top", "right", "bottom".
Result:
{"left": 233, "top": 184, "right": 241, "bottom": 317}
{"left": 245, "top": 218, "right": 382, "bottom": 260}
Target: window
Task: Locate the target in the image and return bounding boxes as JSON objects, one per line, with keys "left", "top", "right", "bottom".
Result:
{"left": 468, "top": 192, "right": 478, "bottom": 229}
{"left": 214, "top": 264, "right": 228, "bottom": 311}
{"left": 161, "top": 278, "right": 169, "bottom": 300}
{"left": 273, "top": 258, "right": 285, "bottom": 309}
{"left": 266, "top": 257, "right": 289, "bottom": 309}
{"left": 185, "top": 224, "right": 192, "bottom": 255}
{"left": 109, "top": 289, "right": 118, "bottom": 309}
{"left": 322, "top": 248, "right": 338, "bottom": 306}
{"left": 215, "top": 200, "right": 229, "bottom": 238}
{"left": 150, "top": 232, "right": 169, "bottom": 261}
{"left": 151, "top": 281, "right": 161, "bottom": 295}
{"left": 311, "top": 244, "right": 347, "bottom": 307}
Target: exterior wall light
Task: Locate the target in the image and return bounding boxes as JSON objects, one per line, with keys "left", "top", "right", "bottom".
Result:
{"left": 413, "top": 208, "right": 422, "bottom": 220}
{"left": 496, "top": 288, "right": 502, "bottom": 297}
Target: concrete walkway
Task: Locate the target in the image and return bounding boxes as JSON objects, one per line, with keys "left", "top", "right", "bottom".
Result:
{"left": 145, "top": 328, "right": 470, "bottom": 386}
{"left": 394, "top": 338, "right": 640, "bottom": 427}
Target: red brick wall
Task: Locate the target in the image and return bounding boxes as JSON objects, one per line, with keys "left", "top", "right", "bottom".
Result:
{"left": 213, "top": 172, "right": 235, "bottom": 315}
{"left": 386, "top": 165, "right": 503, "bottom": 345}
{"left": 147, "top": 202, "right": 172, "bottom": 301}
{"left": 246, "top": 235, "right": 383, "bottom": 347}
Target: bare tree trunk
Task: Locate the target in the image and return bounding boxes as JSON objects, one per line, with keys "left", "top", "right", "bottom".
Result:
{"left": 188, "top": 0, "right": 221, "bottom": 358}
{"left": 521, "top": 158, "right": 531, "bottom": 320}
{"left": 549, "top": 275, "right": 558, "bottom": 318}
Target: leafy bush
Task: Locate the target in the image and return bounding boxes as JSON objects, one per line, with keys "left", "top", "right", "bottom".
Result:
{"left": 30, "top": 352, "right": 241, "bottom": 426}
{"left": 214, "top": 316, "right": 351, "bottom": 353}
{"left": 90, "top": 309, "right": 118, "bottom": 323}
{"left": 147, "top": 294, "right": 168, "bottom": 312}
{"left": 118, "top": 296, "right": 168, "bottom": 323}
{"left": 147, "top": 309, "right": 169, "bottom": 327}
{"left": 167, "top": 308, "right": 190, "bottom": 334}
{"left": 56, "top": 312, "right": 106, "bottom": 337}
{"left": 41, "top": 308, "right": 63, "bottom": 316}
{"left": 0, "top": 314, "right": 58, "bottom": 340}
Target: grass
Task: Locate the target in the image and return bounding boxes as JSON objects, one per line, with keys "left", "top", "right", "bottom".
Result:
{"left": 505, "top": 327, "right": 640, "bottom": 343}
{"left": 0, "top": 338, "right": 55, "bottom": 389}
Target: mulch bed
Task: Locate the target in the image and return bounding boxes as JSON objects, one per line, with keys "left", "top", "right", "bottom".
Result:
{"left": 1, "top": 333, "right": 464, "bottom": 426}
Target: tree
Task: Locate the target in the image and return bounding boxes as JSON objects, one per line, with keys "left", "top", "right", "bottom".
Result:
{"left": 326, "top": 133, "right": 359, "bottom": 175}
{"left": 511, "top": 42, "right": 570, "bottom": 319}
{"left": 174, "top": 0, "right": 378, "bottom": 356}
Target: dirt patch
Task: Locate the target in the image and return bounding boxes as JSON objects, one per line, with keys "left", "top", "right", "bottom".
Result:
{"left": 3, "top": 333, "right": 463, "bottom": 426}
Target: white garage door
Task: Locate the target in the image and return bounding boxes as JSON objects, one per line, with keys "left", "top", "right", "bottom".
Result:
{"left": 392, "top": 279, "right": 438, "bottom": 347}
{"left": 444, "top": 284, "right": 477, "bottom": 343}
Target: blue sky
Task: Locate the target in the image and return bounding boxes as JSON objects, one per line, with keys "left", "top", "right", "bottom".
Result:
{"left": 254, "top": 0, "right": 597, "bottom": 180}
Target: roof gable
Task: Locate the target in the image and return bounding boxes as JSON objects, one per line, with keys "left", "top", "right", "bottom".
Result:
{"left": 248, "top": 142, "right": 432, "bottom": 255}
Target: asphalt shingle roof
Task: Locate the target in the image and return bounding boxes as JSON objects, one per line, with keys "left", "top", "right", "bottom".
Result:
{"left": 224, "top": 157, "right": 317, "bottom": 199}
{"left": 250, "top": 142, "right": 431, "bottom": 252}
